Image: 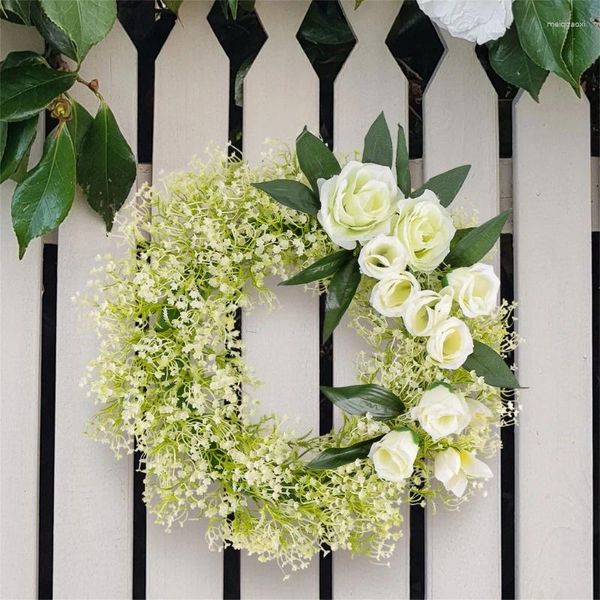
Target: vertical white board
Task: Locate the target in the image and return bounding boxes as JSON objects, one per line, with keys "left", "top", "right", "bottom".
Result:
{"left": 53, "top": 24, "right": 136, "bottom": 598}
{"left": 242, "top": 1, "right": 320, "bottom": 597}
{"left": 149, "top": 2, "right": 229, "bottom": 598}
{"left": 422, "top": 30, "right": 501, "bottom": 599}
{"left": 332, "top": 2, "right": 411, "bottom": 598}
{"left": 0, "top": 21, "right": 44, "bottom": 599}
{"left": 513, "top": 76, "right": 593, "bottom": 598}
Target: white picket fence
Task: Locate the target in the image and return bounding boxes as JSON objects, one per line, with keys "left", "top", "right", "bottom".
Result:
{"left": 1, "top": 1, "right": 598, "bottom": 599}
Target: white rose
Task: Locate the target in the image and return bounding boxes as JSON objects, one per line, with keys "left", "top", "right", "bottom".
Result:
{"left": 358, "top": 234, "right": 409, "bottom": 280}
{"left": 434, "top": 447, "right": 493, "bottom": 498}
{"left": 318, "top": 161, "right": 401, "bottom": 250}
{"left": 427, "top": 317, "right": 473, "bottom": 370}
{"left": 417, "top": 0, "right": 513, "bottom": 45}
{"left": 466, "top": 398, "right": 493, "bottom": 430}
{"left": 394, "top": 190, "right": 455, "bottom": 272}
{"left": 402, "top": 287, "right": 453, "bottom": 337}
{"left": 370, "top": 272, "right": 421, "bottom": 318}
{"left": 447, "top": 262, "right": 500, "bottom": 318}
{"left": 369, "top": 430, "right": 420, "bottom": 483}
{"left": 410, "top": 384, "right": 471, "bottom": 441}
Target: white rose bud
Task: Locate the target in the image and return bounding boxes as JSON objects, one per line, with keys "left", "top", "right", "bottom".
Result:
{"left": 395, "top": 190, "right": 455, "bottom": 272}
{"left": 417, "top": 0, "right": 513, "bottom": 45}
{"left": 370, "top": 272, "right": 421, "bottom": 318}
{"left": 318, "top": 161, "right": 401, "bottom": 250}
{"left": 358, "top": 234, "right": 409, "bottom": 280}
{"left": 410, "top": 384, "right": 471, "bottom": 441}
{"left": 402, "top": 287, "right": 453, "bottom": 337}
{"left": 447, "top": 262, "right": 500, "bottom": 318}
{"left": 369, "top": 430, "right": 420, "bottom": 483}
{"left": 434, "top": 447, "right": 493, "bottom": 498}
{"left": 427, "top": 317, "right": 474, "bottom": 370}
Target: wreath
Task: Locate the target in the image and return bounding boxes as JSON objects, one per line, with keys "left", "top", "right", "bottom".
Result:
{"left": 87, "top": 113, "right": 520, "bottom": 573}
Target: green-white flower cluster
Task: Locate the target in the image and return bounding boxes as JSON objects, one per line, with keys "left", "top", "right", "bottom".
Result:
{"left": 86, "top": 148, "right": 518, "bottom": 573}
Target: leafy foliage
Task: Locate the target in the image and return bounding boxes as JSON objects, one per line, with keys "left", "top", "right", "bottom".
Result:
{"left": 320, "top": 384, "right": 405, "bottom": 419}
{"left": 462, "top": 340, "right": 520, "bottom": 389}
{"left": 411, "top": 165, "right": 471, "bottom": 207}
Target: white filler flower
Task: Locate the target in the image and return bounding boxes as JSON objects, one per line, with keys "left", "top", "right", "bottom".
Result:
{"left": 318, "top": 161, "right": 401, "bottom": 250}
{"left": 358, "top": 234, "right": 409, "bottom": 280}
{"left": 427, "top": 317, "right": 473, "bottom": 369}
{"left": 447, "top": 262, "right": 500, "bottom": 318}
{"left": 434, "top": 447, "right": 493, "bottom": 497}
{"left": 369, "top": 430, "right": 420, "bottom": 483}
{"left": 395, "top": 189, "right": 455, "bottom": 272}
{"left": 402, "top": 288, "right": 453, "bottom": 336}
{"left": 411, "top": 384, "right": 471, "bottom": 440}
{"left": 370, "top": 272, "right": 421, "bottom": 318}
{"left": 417, "top": 0, "right": 513, "bottom": 45}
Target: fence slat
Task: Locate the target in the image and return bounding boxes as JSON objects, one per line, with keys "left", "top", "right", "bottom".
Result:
{"left": 513, "top": 75, "right": 593, "bottom": 598}
{"left": 0, "top": 21, "right": 44, "bottom": 600}
{"left": 53, "top": 24, "right": 136, "bottom": 598}
{"left": 148, "top": 2, "right": 229, "bottom": 597}
{"left": 241, "top": 1, "right": 320, "bottom": 597}
{"left": 332, "top": 2, "right": 411, "bottom": 598}
{"left": 422, "top": 30, "right": 501, "bottom": 599}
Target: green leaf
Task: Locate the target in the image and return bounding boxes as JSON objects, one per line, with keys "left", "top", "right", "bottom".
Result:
{"left": 155, "top": 306, "right": 180, "bottom": 332}
{"left": 322, "top": 256, "right": 361, "bottom": 342}
{"left": 0, "top": 114, "right": 38, "bottom": 183}
{"left": 362, "top": 111, "right": 393, "bottom": 167}
{"left": 77, "top": 102, "right": 136, "bottom": 230}
{"left": 462, "top": 340, "right": 520, "bottom": 389}
{"left": 66, "top": 99, "right": 93, "bottom": 155}
{"left": 12, "top": 124, "right": 75, "bottom": 258}
{"left": 487, "top": 25, "right": 549, "bottom": 101}
{"left": 445, "top": 210, "right": 510, "bottom": 267}
{"left": 0, "top": 121, "right": 7, "bottom": 162}
{"left": 164, "top": 0, "right": 183, "bottom": 16}
{"left": 320, "top": 384, "right": 405, "bottom": 419}
{"left": 9, "top": 145, "right": 32, "bottom": 183}
{"left": 449, "top": 227, "right": 473, "bottom": 251}
{"left": 280, "top": 250, "right": 353, "bottom": 286}
{"left": 31, "top": 1, "right": 78, "bottom": 60}
{"left": 296, "top": 128, "right": 341, "bottom": 194}
{"left": 513, "top": 0, "right": 579, "bottom": 93}
{"left": 562, "top": 0, "right": 600, "bottom": 88}
{"left": 0, "top": 0, "right": 32, "bottom": 24}
{"left": 39, "top": 0, "right": 117, "bottom": 62}
{"left": 0, "top": 51, "right": 46, "bottom": 71}
{"left": 0, "top": 63, "right": 76, "bottom": 122}
{"left": 395, "top": 124, "right": 411, "bottom": 196}
{"left": 252, "top": 179, "right": 319, "bottom": 216}
{"left": 306, "top": 436, "right": 382, "bottom": 470}
{"left": 411, "top": 165, "right": 471, "bottom": 208}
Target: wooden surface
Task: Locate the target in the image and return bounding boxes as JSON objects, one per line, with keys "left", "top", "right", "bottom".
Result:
{"left": 513, "top": 75, "right": 593, "bottom": 599}
{"left": 0, "top": 21, "right": 44, "bottom": 600}
{"left": 53, "top": 23, "right": 136, "bottom": 598}
{"left": 423, "top": 30, "right": 501, "bottom": 599}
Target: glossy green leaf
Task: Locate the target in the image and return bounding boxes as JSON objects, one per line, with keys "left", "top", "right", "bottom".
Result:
{"left": 513, "top": 0, "right": 579, "bottom": 93}
{"left": 462, "top": 340, "right": 520, "bottom": 389}
{"left": 66, "top": 99, "right": 93, "bottom": 155}
{"left": 306, "top": 436, "right": 382, "bottom": 470}
{"left": 252, "top": 179, "right": 319, "bottom": 215}
{"left": 445, "top": 210, "right": 510, "bottom": 267}
{"left": 77, "top": 102, "right": 136, "bottom": 230}
{"left": 411, "top": 164, "right": 471, "bottom": 207}
{"left": 322, "top": 256, "right": 361, "bottom": 342}
{"left": 562, "top": 0, "right": 600, "bottom": 88}
{"left": 0, "top": 0, "right": 32, "bottom": 24}
{"left": 31, "top": 1, "right": 78, "bottom": 60}
{"left": 395, "top": 124, "right": 411, "bottom": 196}
{"left": 449, "top": 226, "right": 472, "bottom": 251}
{"left": 0, "top": 121, "right": 7, "bottom": 162}
{"left": 362, "top": 111, "right": 392, "bottom": 167}
{"left": 487, "top": 25, "right": 548, "bottom": 101}
{"left": 0, "top": 114, "right": 38, "bottom": 183}
{"left": 9, "top": 145, "right": 32, "bottom": 183}
{"left": 0, "top": 51, "right": 46, "bottom": 71}
{"left": 0, "top": 63, "right": 76, "bottom": 122}
{"left": 280, "top": 250, "right": 353, "bottom": 286}
{"left": 320, "top": 384, "right": 405, "bottom": 419}
{"left": 39, "top": 0, "right": 117, "bottom": 62}
{"left": 12, "top": 124, "right": 75, "bottom": 258}
{"left": 296, "top": 128, "right": 341, "bottom": 194}
{"left": 164, "top": 0, "right": 183, "bottom": 16}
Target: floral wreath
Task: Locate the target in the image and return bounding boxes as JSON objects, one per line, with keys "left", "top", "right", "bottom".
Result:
{"left": 87, "top": 113, "right": 520, "bottom": 573}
